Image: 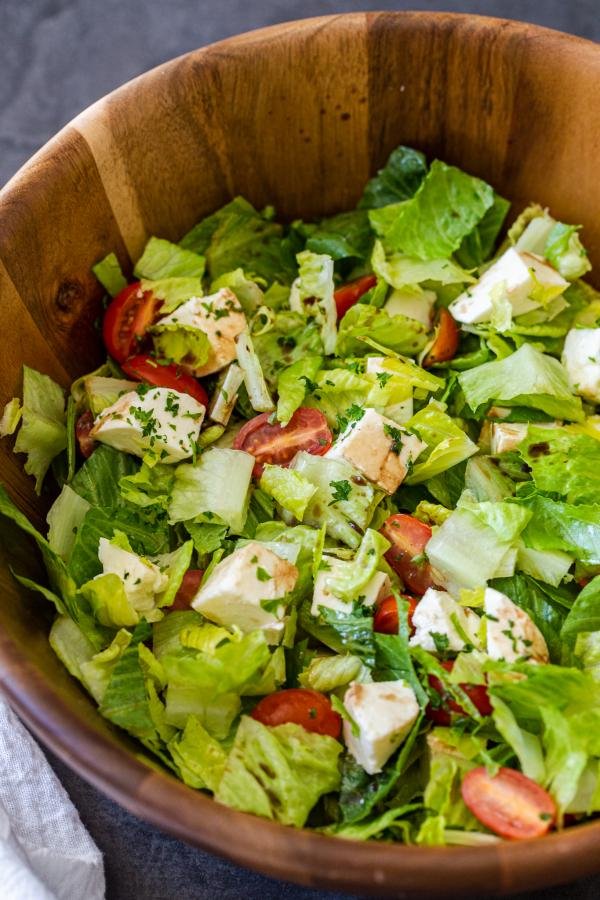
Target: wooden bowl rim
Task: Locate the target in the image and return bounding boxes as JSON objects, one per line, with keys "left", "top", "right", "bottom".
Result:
{"left": 2, "top": 11, "right": 600, "bottom": 896}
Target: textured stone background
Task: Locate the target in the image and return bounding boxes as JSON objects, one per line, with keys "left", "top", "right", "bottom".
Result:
{"left": 3, "top": 1, "right": 600, "bottom": 897}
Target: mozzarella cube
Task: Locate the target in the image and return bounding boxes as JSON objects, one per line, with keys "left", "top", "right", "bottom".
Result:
{"left": 191, "top": 541, "right": 298, "bottom": 644}
{"left": 409, "top": 588, "right": 480, "bottom": 653}
{"left": 343, "top": 680, "right": 419, "bottom": 775}
{"left": 98, "top": 538, "right": 167, "bottom": 612}
{"left": 155, "top": 288, "right": 247, "bottom": 376}
{"left": 562, "top": 328, "right": 600, "bottom": 403}
{"left": 490, "top": 422, "right": 528, "bottom": 455}
{"left": 326, "top": 407, "right": 425, "bottom": 494}
{"left": 484, "top": 587, "right": 549, "bottom": 663}
{"left": 91, "top": 386, "right": 205, "bottom": 463}
{"left": 449, "top": 248, "right": 567, "bottom": 325}
{"left": 311, "top": 557, "right": 390, "bottom": 617}
{"left": 384, "top": 288, "right": 436, "bottom": 328}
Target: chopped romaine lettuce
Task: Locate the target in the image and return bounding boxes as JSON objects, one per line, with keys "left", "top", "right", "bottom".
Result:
{"left": 92, "top": 252, "right": 127, "bottom": 296}
{"left": 12, "top": 366, "right": 67, "bottom": 493}
{"left": 359, "top": 145, "right": 428, "bottom": 209}
{"left": 134, "top": 237, "right": 205, "bottom": 280}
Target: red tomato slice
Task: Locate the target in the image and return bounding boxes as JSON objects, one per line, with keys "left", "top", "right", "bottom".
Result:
{"left": 102, "top": 282, "right": 161, "bottom": 363}
{"left": 334, "top": 275, "right": 377, "bottom": 320}
{"left": 251, "top": 688, "right": 342, "bottom": 739}
{"left": 462, "top": 767, "right": 556, "bottom": 840}
{"left": 373, "top": 594, "right": 418, "bottom": 635}
{"left": 422, "top": 308, "right": 460, "bottom": 368}
{"left": 75, "top": 410, "right": 96, "bottom": 458}
{"left": 233, "top": 407, "right": 332, "bottom": 478}
{"left": 122, "top": 354, "right": 208, "bottom": 407}
{"left": 426, "top": 660, "right": 492, "bottom": 726}
{"left": 170, "top": 569, "right": 204, "bottom": 611}
{"left": 380, "top": 514, "right": 436, "bottom": 595}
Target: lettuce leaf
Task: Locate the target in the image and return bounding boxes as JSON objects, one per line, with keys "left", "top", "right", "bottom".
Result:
{"left": 276, "top": 356, "right": 323, "bottom": 426}
{"left": 305, "top": 210, "right": 373, "bottom": 261}
{"left": 259, "top": 465, "right": 317, "bottom": 520}
{"left": 210, "top": 268, "right": 263, "bottom": 316}
{"left": 92, "top": 252, "right": 127, "bottom": 296}
{"left": 298, "top": 654, "right": 364, "bottom": 692}
{"left": 80, "top": 573, "right": 140, "bottom": 628}
{"left": 518, "top": 425, "right": 600, "bottom": 505}
{"left": 140, "top": 276, "right": 203, "bottom": 313}
{"left": 289, "top": 251, "right": 337, "bottom": 355}
{"left": 455, "top": 193, "right": 510, "bottom": 269}
{"left": 13, "top": 366, "right": 67, "bottom": 493}
{"left": 490, "top": 574, "right": 570, "bottom": 663}
{"left": 519, "top": 491, "right": 600, "bottom": 565}
{"left": 405, "top": 402, "right": 478, "bottom": 484}
{"left": 458, "top": 343, "right": 584, "bottom": 421}
{"left": 320, "top": 529, "right": 389, "bottom": 602}
{"left": 380, "top": 160, "right": 495, "bottom": 259}
{"left": 372, "top": 240, "right": 474, "bottom": 290}
{"left": 168, "top": 448, "right": 253, "bottom": 533}
{"left": 46, "top": 484, "right": 91, "bottom": 562}
{"left": 561, "top": 577, "right": 600, "bottom": 640}
{"left": 545, "top": 223, "right": 591, "bottom": 281}
{"left": 299, "top": 600, "right": 376, "bottom": 666}
{"left": 252, "top": 311, "right": 323, "bottom": 389}
{"left": 359, "top": 145, "right": 427, "bottom": 209}
{"left": 71, "top": 445, "right": 138, "bottom": 508}
{"left": 151, "top": 322, "right": 210, "bottom": 368}
{"left": 304, "top": 367, "right": 413, "bottom": 430}
{"left": 336, "top": 303, "right": 428, "bottom": 358}
{"left": 100, "top": 621, "right": 156, "bottom": 739}
{"left": 134, "top": 237, "right": 205, "bottom": 280}
{"left": 168, "top": 715, "right": 228, "bottom": 791}
{"left": 214, "top": 716, "right": 341, "bottom": 826}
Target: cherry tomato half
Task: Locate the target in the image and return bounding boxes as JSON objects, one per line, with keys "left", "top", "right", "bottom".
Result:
{"left": 380, "top": 514, "right": 436, "bottom": 596}
{"left": 334, "top": 275, "right": 377, "bottom": 320}
{"left": 75, "top": 410, "right": 96, "bottom": 458}
{"left": 426, "top": 660, "right": 493, "bottom": 726}
{"left": 251, "top": 688, "right": 342, "bottom": 739}
{"left": 422, "top": 308, "right": 460, "bottom": 369}
{"left": 122, "top": 354, "right": 208, "bottom": 407}
{"left": 373, "top": 594, "right": 418, "bottom": 635}
{"left": 462, "top": 767, "right": 556, "bottom": 840}
{"left": 102, "top": 282, "right": 161, "bottom": 363}
{"left": 170, "top": 569, "right": 204, "bottom": 611}
{"left": 233, "top": 407, "right": 332, "bottom": 478}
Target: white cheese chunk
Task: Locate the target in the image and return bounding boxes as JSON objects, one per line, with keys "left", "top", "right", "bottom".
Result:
{"left": 490, "top": 422, "right": 528, "bottom": 455}
{"left": 191, "top": 541, "right": 298, "bottom": 644}
{"left": 409, "top": 587, "right": 480, "bottom": 653}
{"left": 311, "top": 557, "right": 390, "bottom": 617}
{"left": 90, "top": 386, "right": 205, "bottom": 463}
{"left": 98, "top": 537, "right": 167, "bottom": 612}
{"left": 384, "top": 288, "right": 436, "bottom": 328}
{"left": 562, "top": 327, "right": 600, "bottom": 403}
{"left": 91, "top": 387, "right": 205, "bottom": 462}
{"left": 449, "top": 248, "right": 567, "bottom": 325}
{"left": 326, "top": 407, "right": 425, "bottom": 494}
{"left": 155, "top": 288, "right": 247, "bottom": 376}
{"left": 343, "top": 680, "right": 419, "bottom": 775}
{"left": 484, "top": 587, "right": 549, "bottom": 663}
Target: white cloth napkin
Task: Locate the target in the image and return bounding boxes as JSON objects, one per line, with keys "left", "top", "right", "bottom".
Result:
{"left": 0, "top": 692, "right": 105, "bottom": 900}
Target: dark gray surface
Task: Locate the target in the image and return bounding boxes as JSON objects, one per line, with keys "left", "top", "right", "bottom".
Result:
{"left": 3, "top": 1, "right": 600, "bottom": 898}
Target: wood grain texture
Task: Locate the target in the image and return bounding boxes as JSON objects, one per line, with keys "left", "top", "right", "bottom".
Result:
{"left": 1, "top": 12, "right": 600, "bottom": 896}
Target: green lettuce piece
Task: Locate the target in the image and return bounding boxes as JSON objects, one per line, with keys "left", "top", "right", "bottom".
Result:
{"left": 305, "top": 210, "right": 373, "bottom": 261}
{"left": 49, "top": 615, "right": 96, "bottom": 684}
{"left": 0, "top": 397, "right": 22, "bottom": 436}
{"left": 516, "top": 543, "right": 573, "bottom": 587}
{"left": 134, "top": 237, "right": 205, "bottom": 280}
{"left": 359, "top": 145, "right": 428, "bottom": 209}
{"left": 214, "top": 716, "right": 342, "bottom": 827}
{"left": 152, "top": 609, "right": 203, "bottom": 660}
{"left": 276, "top": 356, "right": 323, "bottom": 426}
{"left": 211, "top": 268, "right": 263, "bottom": 315}
{"left": 336, "top": 303, "right": 428, "bottom": 358}
{"left": 80, "top": 573, "right": 140, "bottom": 628}
{"left": 325, "top": 804, "right": 419, "bottom": 841}
{"left": 235, "top": 327, "right": 275, "bottom": 413}
{"left": 151, "top": 322, "right": 210, "bottom": 368}
{"left": 252, "top": 311, "right": 323, "bottom": 389}
{"left": 168, "top": 715, "right": 228, "bottom": 791}
{"left": 80, "top": 628, "right": 133, "bottom": 704}
{"left": 371, "top": 240, "right": 474, "bottom": 289}
{"left": 13, "top": 366, "right": 67, "bottom": 493}
{"left": 381, "top": 160, "right": 495, "bottom": 259}
{"left": 100, "top": 621, "right": 156, "bottom": 739}
{"left": 139, "top": 276, "right": 202, "bottom": 314}
{"left": 46, "top": 484, "right": 91, "bottom": 562}
{"left": 299, "top": 600, "right": 376, "bottom": 667}
{"left": 168, "top": 448, "right": 253, "bottom": 533}
{"left": 519, "top": 425, "right": 600, "bottom": 505}
{"left": 574, "top": 632, "right": 600, "bottom": 682}
{"left": 153, "top": 541, "right": 194, "bottom": 608}
{"left": 259, "top": 465, "right": 317, "bottom": 520}
{"left": 545, "top": 223, "right": 591, "bottom": 280}
{"left": 373, "top": 596, "right": 428, "bottom": 705}
{"left": 71, "top": 445, "right": 137, "bottom": 508}
{"left": 457, "top": 494, "right": 532, "bottom": 543}
{"left": 180, "top": 197, "right": 257, "bottom": 253}
{"left": 458, "top": 343, "right": 584, "bottom": 421}
{"left": 298, "top": 654, "right": 364, "bottom": 692}
{"left": 491, "top": 695, "right": 545, "bottom": 782}
{"left": 291, "top": 451, "right": 384, "bottom": 548}
{"left": 184, "top": 521, "right": 228, "bottom": 557}
{"left": 305, "top": 367, "right": 412, "bottom": 430}
{"left": 119, "top": 462, "right": 174, "bottom": 510}
{"left": 490, "top": 574, "right": 570, "bottom": 663}
{"left": 82, "top": 376, "right": 137, "bottom": 416}
{"left": 289, "top": 250, "right": 337, "bottom": 355}
{"left": 519, "top": 492, "right": 600, "bottom": 565}
{"left": 464, "top": 456, "right": 514, "bottom": 502}
{"left": 92, "top": 252, "right": 127, "bottom": 296}
{"left": 455, "top": 193, "right": 510, "bottom": 269}
{"left": 561, "top": 577, "right": 600, "bottom": 639}
{"left": 405, "top": 402, "right": 478, "bottom": 484}
{"left": 321, "top": 529, "right": 390, "bottom": 602}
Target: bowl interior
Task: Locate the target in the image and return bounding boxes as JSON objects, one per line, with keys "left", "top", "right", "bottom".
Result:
{"left": 2, "top": 11, "right": 600, "bottom": 896}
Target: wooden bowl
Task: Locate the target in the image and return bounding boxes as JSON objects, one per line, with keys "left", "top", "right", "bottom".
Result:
{"left": 1, "top": 12, "right": 600, "bottom": 896}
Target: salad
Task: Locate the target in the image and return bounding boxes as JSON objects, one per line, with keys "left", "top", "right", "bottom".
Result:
{"left": 2, "top": 144, "right": 600, "bottom": 846}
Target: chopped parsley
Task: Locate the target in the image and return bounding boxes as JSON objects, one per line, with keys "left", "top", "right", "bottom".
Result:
{"left": 384, "top": 423, "right": 405, "bottom": 455}
{"left": 256, "top": 566, "right": 272, "bottom": 582}
{"left": 376, "top": 371, "right": 392, "bottom": 388}
{"left": 329, "top": 479, "right": 352, "bottom": 504}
